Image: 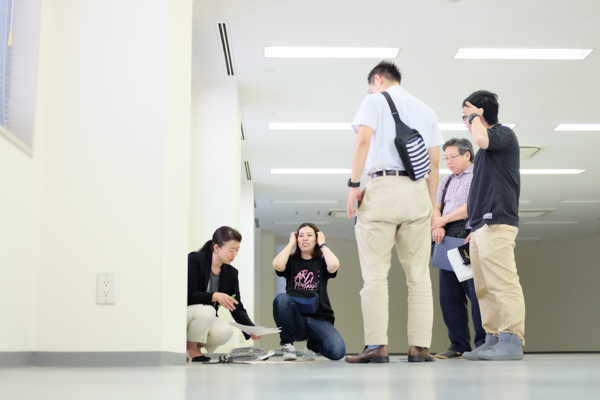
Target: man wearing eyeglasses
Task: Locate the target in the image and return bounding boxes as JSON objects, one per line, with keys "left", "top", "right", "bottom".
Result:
{"left": 431, "top": 138, "right": 485, "bottom": 359}
{"left": 345, "top": 61, "right": 444, "bottom": 363}
{"left": 461, "top": 90, "right": 525, "bottom": 361}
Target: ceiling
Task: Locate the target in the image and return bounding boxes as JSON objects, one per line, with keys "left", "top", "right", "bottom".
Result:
{"left": 192, "top": 0, "right": 600, "bottom": 244}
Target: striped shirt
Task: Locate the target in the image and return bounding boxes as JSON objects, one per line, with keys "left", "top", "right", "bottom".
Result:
{"left": 435, "top": 164, "right": 474, "bottom": 229}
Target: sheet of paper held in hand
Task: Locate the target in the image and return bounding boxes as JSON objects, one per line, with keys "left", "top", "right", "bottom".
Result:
{"left": 228, "top": 322, "right": 281, "bottom": 336}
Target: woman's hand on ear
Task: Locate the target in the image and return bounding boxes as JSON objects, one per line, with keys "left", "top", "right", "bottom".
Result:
{"left": 317, "top": 231, "right": 325, "bottom": 246}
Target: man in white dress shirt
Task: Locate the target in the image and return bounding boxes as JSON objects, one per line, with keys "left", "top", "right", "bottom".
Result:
{"left": 345, "top": 61, "right": 444, "bottom": 363}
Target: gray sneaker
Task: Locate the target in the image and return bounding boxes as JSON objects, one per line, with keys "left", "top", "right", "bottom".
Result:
{"left": 462, "top": 334, "right": 499, "bottom": 361}
{"left": 478, "top": 333, "right": 524, "bottom": 361}
{"left": 282, "top": 343, "right": 297, "bottom": 361}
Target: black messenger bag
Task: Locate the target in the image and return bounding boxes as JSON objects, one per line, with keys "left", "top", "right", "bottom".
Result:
{"left": 381, "top": 91, "right": 431, "bottom": 181}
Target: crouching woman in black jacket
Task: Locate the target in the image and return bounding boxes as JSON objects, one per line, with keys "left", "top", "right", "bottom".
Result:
{"left": 187, "top": 226, "right": 262, "bottom": 362}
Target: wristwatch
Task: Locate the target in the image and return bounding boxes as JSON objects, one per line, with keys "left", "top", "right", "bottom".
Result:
{"left": 347, "top": 179, "right": 360, "bottom": 188}
{"left": 320, "top": 243, "right": 329, "bottom": 249}
{"left": 468, "top": 113, "right": 481, "bottom": 124}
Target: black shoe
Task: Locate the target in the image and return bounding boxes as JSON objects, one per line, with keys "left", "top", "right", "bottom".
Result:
{"left": 191, "top": 355, "right": 211, "bottom": 362}
{"left": 435, "top": 349, "right": 463, "bottom": 359}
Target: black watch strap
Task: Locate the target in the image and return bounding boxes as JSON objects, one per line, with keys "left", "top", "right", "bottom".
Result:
{"left": 347, "top": 179, "right": 360, "bottom": 188}
{"left": 320, "top": 243, "right": 328, "bottom": 249}
{"left": 468, "top": 113, "right": 481, "bottom": 124}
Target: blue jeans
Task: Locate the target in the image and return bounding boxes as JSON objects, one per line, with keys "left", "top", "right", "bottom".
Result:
{"left": 439, "top": 268, "right": 486, "bottom": 352}
{"left": 273, "top": 293, "right": 346, "bottom": 360}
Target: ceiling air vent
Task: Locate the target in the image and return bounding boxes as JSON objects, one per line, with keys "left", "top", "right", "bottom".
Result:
{"left": 217, "top": 23, "right": 235, "bottom": 76}
{"left": 243, "top": 161, "right": 252, "bottom": 181}
{"left": 255, "top": 218, "right": 260, "bottom": 228}
{"left": 518, "top": 209, "right": 555, "bottom": 218}
{"left": 519, "top": 144, "right": 547, "bottom": 159}
{"left": 240, "top": 122, "right": 245, "bottom": 140}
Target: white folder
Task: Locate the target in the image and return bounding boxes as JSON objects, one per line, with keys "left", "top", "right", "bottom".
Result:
{"left": 447, "top": 248, "right": 473, "bottom": 282}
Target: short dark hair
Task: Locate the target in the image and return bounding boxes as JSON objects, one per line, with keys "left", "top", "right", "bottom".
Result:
{"left": 291, "top": 222, "right": 323, "bottom": 260}
{"left": 199, "top": 226, "right": 242, "bottom": 252}
{"left": 443, "top": 138, "right": 475, "bottom": 162}
{"left": 462, "top": 90, "right": 499, "bottom": 125}
{"left": 367, "top": 61, "right": 401, "bottom": 84}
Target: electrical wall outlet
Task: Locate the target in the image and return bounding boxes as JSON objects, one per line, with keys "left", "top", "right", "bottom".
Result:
{"left": 97, "top": 273, "right": 116, "bottom": 305}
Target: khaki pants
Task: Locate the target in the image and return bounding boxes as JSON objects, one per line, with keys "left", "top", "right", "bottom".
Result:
{"left": 355, "top": 175, "right": 433, "bottom": 347}
{"left": 470, "top": 224, "right": 526, "bottom": 345}
{"left": 187, "top": 304, "right": 233, "bottom": 355}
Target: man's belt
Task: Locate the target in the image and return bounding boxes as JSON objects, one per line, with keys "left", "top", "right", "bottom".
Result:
{"left": 371, "top": 170, "right": 409, "bottom": 178}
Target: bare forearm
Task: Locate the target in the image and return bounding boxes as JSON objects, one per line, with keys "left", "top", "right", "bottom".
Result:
{"left": 273, "top": 243, "right": 294, "bottom": 271}
{"left": 351, "top": 126, "right": 373, "bottom": 182}
{"left": 426, "top": 147, "right": 440, "bottom": 207}
{"left": 442, "top": 203, "right": 468, "bottom": 224}
{"left": 470, "top": 117, "right": 489, "bottom": 149}
{"left": 321, "top": 246, "right": 340, "bottom": 273}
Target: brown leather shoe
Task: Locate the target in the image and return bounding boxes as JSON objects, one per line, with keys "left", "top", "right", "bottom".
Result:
{"left": 407, "top": 346, "right": 436, "bottom": 362}
{"left": 345, "top": 345, "right": 389, "bottom": 363}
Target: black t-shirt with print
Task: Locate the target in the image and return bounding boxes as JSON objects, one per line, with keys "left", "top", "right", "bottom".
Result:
{"left": 276, "top": 256, "right": 338, "bottom": 325}
{"left": 467, "top": 124, "right": 520, "bottom": 232}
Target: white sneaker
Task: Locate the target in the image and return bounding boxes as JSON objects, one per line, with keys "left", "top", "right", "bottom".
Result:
{"left": 282, "top": 343, "right": 297, "bottom": 361}
{"left": 302, "top": 341, "right": 316, "bottom": 361}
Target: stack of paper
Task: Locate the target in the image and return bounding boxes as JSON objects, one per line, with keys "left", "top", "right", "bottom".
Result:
{"left": 228, "top": 322, "right": 281, "bottom": 336}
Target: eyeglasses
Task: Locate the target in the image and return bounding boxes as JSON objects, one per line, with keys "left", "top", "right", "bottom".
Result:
{"left": 367, "top": 78, "right": 375, "bottom": 95}
{"left": 462, "top": 115, "right": 468, "bottom": 121}
{"left": 443, "top": 154, "right": 462, "bottom": 162}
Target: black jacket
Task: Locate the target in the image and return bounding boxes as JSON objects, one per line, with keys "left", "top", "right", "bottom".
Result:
{"left": 187, "top": 251, "right": 254, "bottom": 339}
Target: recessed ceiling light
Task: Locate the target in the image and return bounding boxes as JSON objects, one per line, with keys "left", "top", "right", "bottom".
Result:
{"left": 521, "top": 221, "right": 578, "bottom": 225}
{"left": 554, "top": 124, "right": 600, "bottom": 131}
{"left": 271, "top": 169, "right": 352, "bottom": 174}
{"left": 264, "top": 47, "right": 400, "bottom": 59}
{"left": 561, "top": 200, "right": 600, "bottom": 204}
{"left": 269, "top": 123, "right": 351, "bottom": 130}
{"left": 439, "top": 123, "right": 516, "bottom": 130}
{"left": 272, "top": 200, "right": 340, "bottom": 204}
{"left": 273, "top": 221, "right": 332, "bottom": 225}
{"left": 454, "top": 48, "right": 593, "bottom": 60}
{"left": 520, "top": 169, "right": 585, "bottom": 174}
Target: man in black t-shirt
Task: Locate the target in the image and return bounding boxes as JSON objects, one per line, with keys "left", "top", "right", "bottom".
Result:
{"left": 461, "top": 90, "right": 526, "bottom": 361}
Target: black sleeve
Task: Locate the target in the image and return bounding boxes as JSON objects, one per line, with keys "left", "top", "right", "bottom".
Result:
{"left": 487, "top": 126, "right": 515, "bottom": 152}
{"left": 226, "top": 267, "right": 254, "bottom": 340}
{"left": 187, "top": 253, "right": 214, "bottom": 306}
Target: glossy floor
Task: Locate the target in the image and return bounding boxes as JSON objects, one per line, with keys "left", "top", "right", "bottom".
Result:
{"left": 1, "top": 354, "right": 598, "bottom": 400}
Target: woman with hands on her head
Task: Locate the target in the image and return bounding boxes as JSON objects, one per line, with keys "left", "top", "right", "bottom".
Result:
{"left": 187, "top": 226, "right": 263, "bottom": 362}
{"left": 272, "top": 223, "right": 346, "bottom": 361}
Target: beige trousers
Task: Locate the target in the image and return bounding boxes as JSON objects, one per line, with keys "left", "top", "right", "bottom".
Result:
{"left": 355, "top": 175, "right": 434, "bottom": 347}
{"left": 470, "top": 224, "right": 526, "bottom": 345}
{"left": 187, "top": 304, "right": 233, "bottom": 355}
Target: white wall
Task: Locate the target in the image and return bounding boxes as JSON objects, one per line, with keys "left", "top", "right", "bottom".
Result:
{"left": 0, "top": 131, "right": 43, "bottom": 352}
{"left": 0, "top": 0, "right": 192, "bottom": 354}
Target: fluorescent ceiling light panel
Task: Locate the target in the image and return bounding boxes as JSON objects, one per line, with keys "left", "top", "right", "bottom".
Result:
{"left": 273, "top": 221, "right": 332, "bottom": 225}
{"left": 271, "top": 169, "right": 351, "bottom": 174}
{"left": 521, "top": 221, "right": 578, "bottom": 225}
{"left": 554, "top": 124, "right": 600, "bottom": 131}
{"left": 520, "top": 169, "right": 584, "bottom": 174}
{"left": 519, "top": 200, "right": 535, "bottom": 204}
{"left": 272, "top": 169, "right": 583, "bottom": 175}
{"left": 272, "top": 200, "right": 340, "bottom": 204}
{"left": 454, "top": 48, "right": 593, "bottom": 60}
{"left": 264, "top": 47, "right": 399, "bottom": 59}
{"left": 439, "top": 123, "right": 516, "bottom": 130}
{"left": 561, "top": 200, "right": 600, "bottom": 204}
{"left": 269, "top": 123, "right": 351, "bottom": 130}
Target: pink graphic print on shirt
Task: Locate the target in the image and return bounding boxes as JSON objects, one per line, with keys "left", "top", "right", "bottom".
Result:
{"left": 293, "top": 269, "right": 318, "bottom": 291}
